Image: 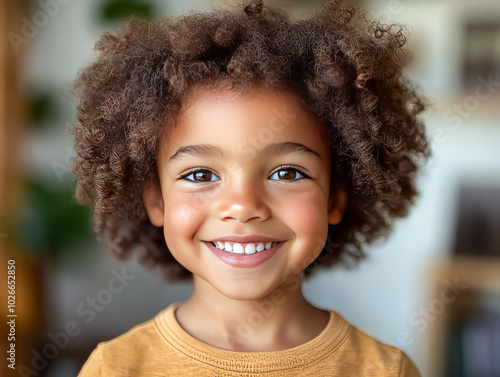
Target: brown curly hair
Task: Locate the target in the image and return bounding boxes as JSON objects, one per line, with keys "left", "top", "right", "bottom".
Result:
{"left": 69, "top": 0, "right": 430, "bottom": 281}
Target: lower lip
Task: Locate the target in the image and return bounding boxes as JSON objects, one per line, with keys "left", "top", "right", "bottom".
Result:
{"left": 204, "top": 241, "right": 284, "bottom": 268}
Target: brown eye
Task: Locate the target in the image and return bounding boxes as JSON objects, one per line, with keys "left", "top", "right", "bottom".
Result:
{"left": 194, "top": 171, "right": 211, "bottom": 181}
{"left": 181, "top": 169, "right": 220, "bottom": 183}
{"left": 270, "top": 167, "right": 307, "bottom": 181}
{"left": 278, "top": 170, "right": 296, "bottom": 180}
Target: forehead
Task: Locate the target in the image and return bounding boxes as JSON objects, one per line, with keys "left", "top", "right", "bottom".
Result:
{"left": 159, "top": 85, "right": 331, "bottom": 163}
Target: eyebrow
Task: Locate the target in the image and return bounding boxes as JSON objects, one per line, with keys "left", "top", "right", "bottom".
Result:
{"left": 167, "top": 142, "right": 322, "bottom": 164}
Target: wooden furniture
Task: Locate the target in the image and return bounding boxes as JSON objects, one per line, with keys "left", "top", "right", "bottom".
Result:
{"left": 0, "top": 0, "right": 45, "bottom": 372}
{"left": 428, "top": 256, "right": 500, "bottom": 377}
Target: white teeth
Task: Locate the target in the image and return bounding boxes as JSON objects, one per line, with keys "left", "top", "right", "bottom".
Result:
{"left": 244, "top": 243, "right": 256, "bottom": 254}
{"left": 212, "top": 241, "right": 281, "bottom": 253}
{"left": 232, "top": 243, "right": 244, "bottom": 254}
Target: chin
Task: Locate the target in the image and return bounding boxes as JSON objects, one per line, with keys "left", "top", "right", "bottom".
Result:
{"left": 213, "top": 279, "right": 278, "bottom": 301}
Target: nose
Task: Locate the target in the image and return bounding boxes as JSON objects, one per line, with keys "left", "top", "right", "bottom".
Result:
{"left": 215, "top": 178, "right": 271, "bottom": 223}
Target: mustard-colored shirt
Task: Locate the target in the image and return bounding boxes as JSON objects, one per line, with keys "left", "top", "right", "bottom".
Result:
{"left": 78, "top": 302, "right": 421, "bottom": 376}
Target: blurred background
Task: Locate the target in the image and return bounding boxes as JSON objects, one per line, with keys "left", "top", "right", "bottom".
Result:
{"left": 1, "top": 0, "right": 499, "bottom": 376}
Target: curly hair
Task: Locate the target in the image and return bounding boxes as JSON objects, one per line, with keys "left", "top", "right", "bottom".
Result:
{"left": 69, "top": 0, "right": 430, "bottom": 281}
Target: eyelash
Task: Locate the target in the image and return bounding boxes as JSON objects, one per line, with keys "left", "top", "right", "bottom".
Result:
{"left": 179, "top": 165, "right": 310, "bottom": 183}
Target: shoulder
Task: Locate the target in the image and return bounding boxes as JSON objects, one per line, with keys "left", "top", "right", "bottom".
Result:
{"left": 78, "top": 315, "right": 171, "bottom": 377}
{"left": 329, "top": 310, "right": 421, "bottom": 377}
{"left": 99, "top": 317, "right": 160, "bottom": 354}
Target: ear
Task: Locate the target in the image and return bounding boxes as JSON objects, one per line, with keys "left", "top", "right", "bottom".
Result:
{"left": 142, "top": 177, "right": 165, "bottom": 227}
{"left": 328, "top": 184, "right": 347, "bottom": 225}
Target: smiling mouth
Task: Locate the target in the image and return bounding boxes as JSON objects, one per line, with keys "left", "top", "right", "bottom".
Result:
{"left": 204, "top": 240, "right": 285, "bottom": 268}
{"left": 210, "top": 241, "right": 283, "bottom": 255}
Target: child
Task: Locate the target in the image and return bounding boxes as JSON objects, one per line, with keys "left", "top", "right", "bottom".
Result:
{"left": 70, "top": 0, "right": 430, "bottom": 375}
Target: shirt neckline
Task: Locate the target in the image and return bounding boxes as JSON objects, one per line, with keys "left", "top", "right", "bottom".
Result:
{"left": 153, "top": 302, "right": 351, "bottom": 373}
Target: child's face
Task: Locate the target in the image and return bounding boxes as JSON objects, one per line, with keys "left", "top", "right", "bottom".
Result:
{"left": 143, "top": 85, "right": 346, "bottom": 299}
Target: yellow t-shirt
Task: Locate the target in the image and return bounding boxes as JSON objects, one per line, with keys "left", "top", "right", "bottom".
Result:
{"left": 78, "top": 302, "right": 421, "bottom": 376}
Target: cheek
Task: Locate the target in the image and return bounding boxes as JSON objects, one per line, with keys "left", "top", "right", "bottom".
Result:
{"left": 277, "top": 189, "right": 329, "bottom": 242}
{"left": 164, "top": 193, "right": 206, "bottom": 244}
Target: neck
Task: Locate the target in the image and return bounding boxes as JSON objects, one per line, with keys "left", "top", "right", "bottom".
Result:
{"left": 175, "top": 275, "right": 329, "bottom": 352}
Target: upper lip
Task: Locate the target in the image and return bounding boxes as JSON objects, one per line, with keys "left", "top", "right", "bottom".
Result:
{"left": 206, "top": 235, "right": 284, "bottom": 243}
